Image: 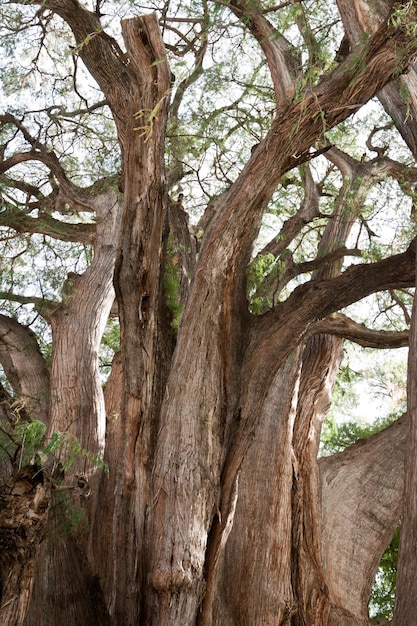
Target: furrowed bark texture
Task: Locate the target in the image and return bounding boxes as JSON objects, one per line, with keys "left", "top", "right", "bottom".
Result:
{"left": 147, "top": 10, "right": 417, "bottom": 618}
{"left": 6, "top": 2, "right": 417, "bottom": 625}
{"left": 109, "top": 15, "right": 173, "bottom": 624}
{"left": 0, "top": 316, "right": 49, "bottom": 423}
{"left": 210, "top": 353, "right": 302, "bottom": 626}
{"left": 321, "top": 417, "right": 406, "bottom": 624}
{"left": 392, "top": 254, "right": 417, "bottom": 624}
{"left": 48, "top": 192, "right": 121, "bottom": 455}
{"left": 22, "top": 190, "right": 121, "bottom": 625}
{"left": 24, "top": 505, "right": 111, "bottom": 626}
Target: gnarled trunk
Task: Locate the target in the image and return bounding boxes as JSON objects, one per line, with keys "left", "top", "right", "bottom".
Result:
{"left": 3, "top": 2, "right": 417, "bottom": 626}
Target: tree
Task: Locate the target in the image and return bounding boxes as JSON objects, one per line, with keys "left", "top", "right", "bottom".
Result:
{"left": 1, "top": 0, "right": 417, "bottom": 624}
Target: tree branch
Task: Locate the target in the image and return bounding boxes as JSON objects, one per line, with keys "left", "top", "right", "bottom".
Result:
{"left": 308, "top": 313, "right": 409, "bottom": 348}
{"left": 320, "top": 416, "right": 406, "bottom": 620}
{"left": 198, "top": 3, "right": 417, "bottom": 293}
{"left": 258, "top": 164, "right": 321, "bottom": 259}
{"left": 243, "top": 238, "right": 416, "bottom": 407}
{"left": 0, "top": 314, "right": 49, "bottom": 422}
{"left": 26, "top": 0, "right": 131, "bottom": 110}
{"left": 0, "top": 206, "right": 95, "bottom": 243}
{"left": 0, "top": 292, "right": 57, "bottom": 320}
{"left": 225, "top": 0, "right": 300, "bottom": 105}
{"left": 1, "top": 113, "right": 102, "bottom": 213}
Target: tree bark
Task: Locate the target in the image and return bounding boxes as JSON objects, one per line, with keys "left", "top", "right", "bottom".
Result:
{"left": 23, "top": 504, "right": 111, "bottom": 626}
{"left": 392, "top": 253, "right": 417, "bottom": 625}
{"left": 0, "top": 468, "right": 51, "bottom": 626}
{"left": 321, "top": 417, "right": 406, "bottom": 624}
{"left": 0, "top": 316, "right": 49, "bottom": 423}
{"left": 4, "top": 3, "right": 417, "bottom": 625}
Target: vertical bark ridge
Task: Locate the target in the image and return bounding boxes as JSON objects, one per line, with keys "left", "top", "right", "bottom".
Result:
{"left": 23, "top": 504, "right": 111, "bottom": 626}
{"left": 110, "top": 15, "right": 173, "bottom": 624}
{"left": 290, "top": 334, "right": 343, "bottom": 626}
{"left": 210, "top": 352, "right": 303, "bottom": 626}
{"left": 48, "top": 191, "right": 121, "bottom": 456}
{"left": 392, "top": 251, "right": 417, "bottom": 624}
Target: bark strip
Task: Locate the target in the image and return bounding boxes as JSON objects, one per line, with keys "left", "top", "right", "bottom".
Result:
{"left": 392, "top": 250, "right": 417, "bottom": 624}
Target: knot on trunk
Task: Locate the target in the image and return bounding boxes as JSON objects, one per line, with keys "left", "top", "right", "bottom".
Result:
{"left": 151, "top": 567, "right": 192, "bottom": 592}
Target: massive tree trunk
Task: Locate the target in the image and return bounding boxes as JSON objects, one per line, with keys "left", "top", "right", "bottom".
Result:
{"left": 2, "top": 1, "right": 417, "bottom": 625}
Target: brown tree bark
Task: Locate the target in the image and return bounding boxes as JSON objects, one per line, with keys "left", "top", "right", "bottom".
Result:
{"left": 3, "top": 2, "right": 417, "bottom": 625}
{"left": 321, "top": 417, "right": 406, "bottom": 625}
{"left": 0, "top": 467, "right": 51, "bottom": 626}
{"left": 391, "top": 252, "right": 417, "bottom": 625}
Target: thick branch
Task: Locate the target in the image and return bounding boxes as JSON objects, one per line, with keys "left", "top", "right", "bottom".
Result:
{"left": 253, "top": 238, "right": 416, "bottom": 369}
{"left": 337, "top": 0, "right": 417, "bottom": 158}
{"left": 226, "top": 0, "right": 300, "bottom": 105}
{"left": 28, "top": 0, "right": 131, "bottom": 130}
{"left": 392, "top": 252, "right": 417, "bottom": 624}
{"left": 320, "top": 416, "right": 406, "bottom": 621}
{"left": 308, "top": 313, "right": 409, "bottom": 348}
{"left": 199, "top": 5, "right": 417, "bottom": 285}
{"left": 0, "top": 207, "right": 95, "bottom": 243}
{"left": 0, "top": 315, "right": 49, "bottom": 422}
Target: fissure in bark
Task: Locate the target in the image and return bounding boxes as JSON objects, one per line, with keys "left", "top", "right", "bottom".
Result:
{"left": 2, "top": 1, "right": 417, "bottom": 625}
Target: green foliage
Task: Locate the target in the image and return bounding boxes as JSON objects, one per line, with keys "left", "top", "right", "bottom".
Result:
{"left": 320, "top": 413, "right": 395, "bottom": 456}
{"left": 99, "top": 318, "right": 120, "bottom": 378}
{"left": 0, "top": 415, "right": 46, "bottom": 469}
{"left": 51, "top": 489, "right": 90, "bottom": 534}
{"left": 247, "top": 252, "right": 275, "bottom": 313}
{"left": 0, "top": 409, "right": 108, "bottom": 475}
{"left": 389, "top": 1, "right": 417, "bottom": 36}
{"left": 370, "top": 525, "right": 400, "bottom": 621}
{"left": 0, "top": 407, "right": 107, "bottom": 536}
{"left": 163, "top": 240, "right": 183, "bottom": 331}
{"left": 42, "top": 430, "right": 108, "bottom": 474}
